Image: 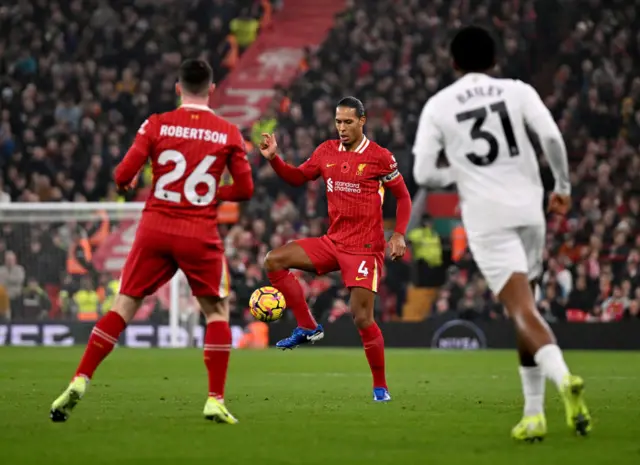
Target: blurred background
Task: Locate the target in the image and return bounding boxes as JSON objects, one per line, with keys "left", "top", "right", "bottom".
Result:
{"left": 0, "top": 0, "right": 639, "bottom": 337}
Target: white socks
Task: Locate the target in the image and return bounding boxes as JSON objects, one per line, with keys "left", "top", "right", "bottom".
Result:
{"left": 519, "top": 366, "right": 545, "bottom": 416}
{"left": 534, "top": 344, "right": 570, "bottom": 389}
{"left": 517, "top": 345, "right": 570, "bottom": 418}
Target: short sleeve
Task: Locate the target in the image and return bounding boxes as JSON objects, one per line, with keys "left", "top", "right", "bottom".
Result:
{"left": 298, "top": 144, "right": 323, "bottom": 180}
{"left": 227, "top": 125, "right": 252, "bottom": 176}
{"left": 378, "top": 149, "right": 401, "bottom": 184}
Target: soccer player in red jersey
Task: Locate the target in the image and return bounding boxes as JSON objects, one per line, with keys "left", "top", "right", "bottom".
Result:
{"left": 259, "top": 97, "right": 412, "bottom": 402}
{"left": 50, "top": 59, "right": 253, "bottom": 424}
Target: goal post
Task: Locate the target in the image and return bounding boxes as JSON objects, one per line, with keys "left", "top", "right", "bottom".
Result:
{"left": 0, "top": 202, "right": 190, "bottom": 347}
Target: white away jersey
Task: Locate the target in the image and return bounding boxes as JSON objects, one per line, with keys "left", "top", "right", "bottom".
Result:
{"left": 413, "top": 73, "right": 563, "bottom": 234}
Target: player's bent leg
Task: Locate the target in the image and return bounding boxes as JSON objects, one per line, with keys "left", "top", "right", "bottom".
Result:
{"left": 265, "top": 240, "right": 328, "bottom": 348}
{"left": 499, "top": 273, "right": 591, "bottom": 436}
{"left": 50, "top": 294, "right": 142, "bottom": 423}
{"left": 349, "top": 287, "right": 390, "bottom": 402}
{"left": 197, "top": 296, "right": 237, "bottom": 424}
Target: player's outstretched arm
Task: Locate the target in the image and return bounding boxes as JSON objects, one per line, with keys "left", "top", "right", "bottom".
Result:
{"left": 386, "top": 176, "right": 411, "bottom": 260}
{"left": 114, "top": 117, "right": 155, "bottom": 190}
{"left": 259, "top": 133, "right": 310, "bottom": 187}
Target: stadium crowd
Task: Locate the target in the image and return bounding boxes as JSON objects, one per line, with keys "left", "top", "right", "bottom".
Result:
{"left": 0, "top": 0, "right": 639, "bottom": 324}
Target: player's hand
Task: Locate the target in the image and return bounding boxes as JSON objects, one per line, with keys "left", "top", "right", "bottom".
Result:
{"left": 259, "top": 133, "right": 278, "bottom": 160}
{"left": 116, "top": 175, "right": 139, "bottom": 195}
{"left": 124, "top": 176, "right": 139, "bottom": 191}
{"left": 388, "top": 232, "right": 406, "bottom": 261}
{"left": 548, "top": 192, "right": 571, "bottom": 216}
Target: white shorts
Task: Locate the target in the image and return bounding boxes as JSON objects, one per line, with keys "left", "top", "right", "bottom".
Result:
{"left": 466, "top": 225, "right": 545, "bottom": 295}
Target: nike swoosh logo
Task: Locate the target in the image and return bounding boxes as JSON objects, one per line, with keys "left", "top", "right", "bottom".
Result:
{"left": 326, "top": 163, "right": 336, "bottom": 167}
{"left": 355, "top": 276, "right": 367, "bottom": 281}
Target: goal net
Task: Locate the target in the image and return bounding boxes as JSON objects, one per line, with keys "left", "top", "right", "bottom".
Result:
{"left": 0, "top": 202, "right": 197, "bottom": 347}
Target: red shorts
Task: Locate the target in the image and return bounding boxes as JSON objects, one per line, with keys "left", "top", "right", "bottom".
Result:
{"left": 120, "top": 226, "right": 230, "bottom": 298}
{"left": 296, "top": 236, "right": 384, "bottom": 292}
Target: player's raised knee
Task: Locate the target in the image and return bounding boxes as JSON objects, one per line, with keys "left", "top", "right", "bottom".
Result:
{"left": 264, "top": 249, "right": 287, "bottom": 272}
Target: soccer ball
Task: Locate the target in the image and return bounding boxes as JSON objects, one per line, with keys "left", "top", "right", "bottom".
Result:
{"left": 249, "top": 286, "right": 286, "bottom": 322}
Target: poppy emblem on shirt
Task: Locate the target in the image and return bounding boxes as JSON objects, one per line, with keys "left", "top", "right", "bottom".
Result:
{"left": 356, "top": 163, "right": 367, "bottom": 176}
{"left": 341, "top": 162, "right": 350, "bottom": 173}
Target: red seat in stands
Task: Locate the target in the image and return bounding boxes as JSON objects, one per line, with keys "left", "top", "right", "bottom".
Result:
{"left": 566, "top": 309, "right": 587, "bottom": 322}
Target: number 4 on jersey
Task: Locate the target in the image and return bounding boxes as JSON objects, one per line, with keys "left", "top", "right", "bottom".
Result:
{"left": 358, "top": 260, "right": 369, "bottom": 276}
{"left": 154, "top": 150, "right": 218, "bottom": 205}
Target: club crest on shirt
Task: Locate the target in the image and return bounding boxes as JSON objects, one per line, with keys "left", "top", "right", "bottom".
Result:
{"left": 356, "top": 163, "right": 367, "bottom": 176}
{"left": 341, "top": 162, "right": 350, "bottom": 173}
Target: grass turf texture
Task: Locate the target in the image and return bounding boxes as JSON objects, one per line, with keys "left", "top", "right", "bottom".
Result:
{"left": 0, "top": 348, "right": 638, "bottom": 465}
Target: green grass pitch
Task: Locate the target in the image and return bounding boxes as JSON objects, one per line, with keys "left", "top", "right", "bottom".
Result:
{"left": 1, "top": 347, "right": 638, "bottom": 465}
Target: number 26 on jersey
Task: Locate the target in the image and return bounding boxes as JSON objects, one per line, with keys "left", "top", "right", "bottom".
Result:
{"left": 154, "top": 150, "right": 217, "bottom": 206}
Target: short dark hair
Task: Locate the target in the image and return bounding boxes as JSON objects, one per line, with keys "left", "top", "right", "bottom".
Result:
{"left": 337, "top": 96, "right": 365, "bottom": 118}
{"left": 450, "top": 26, "right": 496, "bottom": 73}
{"left": 178, "top": 59, "right": 213, "bottom": 96}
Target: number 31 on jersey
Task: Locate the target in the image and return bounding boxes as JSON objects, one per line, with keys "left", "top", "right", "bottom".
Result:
{"left": 154, "top": 150, "right": 217, "bottom": 206}
{"left": 456, "top": 100, "right": 520, "bottom": 167}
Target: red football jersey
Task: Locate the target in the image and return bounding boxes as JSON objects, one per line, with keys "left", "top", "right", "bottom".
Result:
{"left": 115, "top": 104, "right": 251, "bottom": 240}
{"left": 298, "top": 136, "right": 402, "bottom": 254}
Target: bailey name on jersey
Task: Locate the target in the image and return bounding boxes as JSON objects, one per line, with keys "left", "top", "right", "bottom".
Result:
{"left": 456, "top": 85, "right": 504, "bottom": 104}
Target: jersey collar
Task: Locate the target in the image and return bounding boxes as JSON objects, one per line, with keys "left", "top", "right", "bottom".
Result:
{"left": 338, "top": 135, "right": 370, "bottom": 153}
{"left": 180, "top": 103, "right": 215, "bottom": 114}
{"left": 460, "top": 72, "right": 489, "bottom": 81}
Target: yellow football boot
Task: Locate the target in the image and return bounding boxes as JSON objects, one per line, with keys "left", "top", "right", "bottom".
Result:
{"left": 511, "top": 413, "right": 547, "bottom": 442}
{"left": 560, "top": 375, "right": 591, "bottom": 435}
{"left": 50, "top": 376, "right": 88, "bottom": 422}
{"left": 203, "top": 397, "right": 238, "bottom": 424}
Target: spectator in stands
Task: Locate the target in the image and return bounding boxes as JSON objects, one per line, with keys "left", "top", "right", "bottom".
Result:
{"left": 21, "top": 277, "right": 51, "bottom": 321}
{"left": 566, "top": 276, "right": 593, "bottom": 313}
{"left": 72, "top": 276, "right": 100, "bottom": 322}
{"left": 407, "top": 215, "right": 443, "bottom": 287}
{"left": 251, "top": 106, "right": 278, "bottom": 147}
{"left": 624, "top": 300, "right": 640, "bottom": 320}
{"left": 0, "top": 178, "right": 10, "bottom": 203}
{"left": 230, "top": 7, "right": 261, "bottom": 52}
{"left": 542, "top": 257, "right": 573, "bottom": 299}
{"left": 538, "top": 284, "right": 566, "bottom": 322}
{"left": 0, "top": 251, "right": 25, "bottom": 318}
{"left": 430, "top": 295, "right": 453, "bottom": 320}
{"left": 600, "top": 286, "right": 628, "bottom": 322}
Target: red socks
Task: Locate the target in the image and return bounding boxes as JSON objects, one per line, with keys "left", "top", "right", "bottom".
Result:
{"left": 75, "top": 311, "right": 126, "bottom": 379}
{"left": 359, "top": 322, "right": 387, "bottom": 389}
{"left": 267, "top": 270, "right": 317, "bottom": 330}
{"left": 204, "top": 321, "right": 231, "bottom": 400}
{"left": 74, "top": 314, "right": 232, "bottom": 401}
